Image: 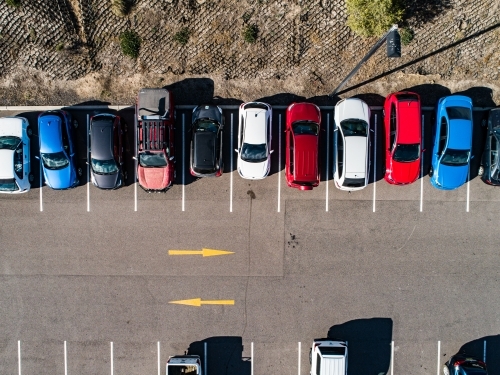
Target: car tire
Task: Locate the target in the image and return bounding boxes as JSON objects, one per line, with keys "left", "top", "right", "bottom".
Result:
{"left": 443, "top": 365, "right": 450, "bottom": 375}
{"left": 28, "top": 173, "right": 34, "bottom": 182}
{"left": 73, "top": 120, "right": 79, "bottom": 129}
{"left": 478, "top": 165, "right": 484, "bottom": 176}
{"left": 429, "top": 166, "right": 433, "bottom": 177}
{"left": 481, "top": 119, "right": 487, "bottom": 127}
{"left": 27, "top": 127, "right": 33, "bottom": 137}
{"left": 124, "top": 171, "right": 128, "bottom": 181}
{"left": 77, "top": 167, "right": 83, "bottom": 177}
{"left": 309, "top": 348, "right": 312, "bottom": 364}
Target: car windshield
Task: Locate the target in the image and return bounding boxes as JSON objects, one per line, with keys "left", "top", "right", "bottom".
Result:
{"left": 41, "top": 152, "right": 69, "bottom": 170}
{"left": 441, "top": 148, "right": 470, "bottom": 166}
{"left": 0, "top": 178, "right": 19, "bottom": 192}
{"left": 446, "top": 106, "right": 472, "bottom": 120}
{"left": 139, "top": 152, "right": 168, "bottom": 167}
{"left": 292, "top": 121, "right": 319, "bottom": 135}
{"left": 340, "top": 119, "right": 368, "bottom": 136}
{"left": 240, "top": 143, "right": 267, "bottom": 163}
{"left": 91, "top": 158, "right": 119, "bottom": 174}
{"left": 343, "top": 177, "right": 365, "bottom": 187}
{"left": 0, "top": 136, "right": 21, "bottom": 150}
{"left": 393, "top": 143, "right": 420, "bottom": 162}
{"left": 195, "top": 120, "right": 219, "bottom": 133}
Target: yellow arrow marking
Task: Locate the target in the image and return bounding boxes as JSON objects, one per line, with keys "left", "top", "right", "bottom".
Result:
{"left": 169, "top": 298, "right": 235, "bottom": 307}
{"left": 168, "top": 248, "right": 234, "bottom": 257}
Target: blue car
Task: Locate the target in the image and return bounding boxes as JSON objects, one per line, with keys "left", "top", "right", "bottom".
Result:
{"left": 429, "top": 95, "right": 473, "bottom": 190}
{"left": 38, "top": 110, "right": 81, "bottom": 189}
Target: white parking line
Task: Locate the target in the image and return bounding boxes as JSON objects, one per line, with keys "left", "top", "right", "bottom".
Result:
{"left": 230, "top": 113, "right": 234, "bottom": 213}
{"left": 466, "top": 165, "right": 470, "bottom": 212}
{"left": 204, "top": 341, "right": 207, "bottom": 375}
{"left": 157, "top": 341, "right": 161, "bottom": 375}
{"left": 110, "top": 342, "right": 114, "bottom": 375}
{"left": 326, "top": 113, "right": 330, "bottom": 212}
{"left": 390, "top": 340, "right": 394, "bottom": 375}
{"left": 278, "top": 114, "right": 282, "bottom": 213}
{"left": 134, "top": 113, "right": 138, "bottom": 212}
{"left": 373, "top": 114, "right": 377, "bottom": 213}
{"left": 420, "top": 114, "right": 424, "bottom": 212}
{"left": 437, "top": 341, "right": 441, "bottom": 375}
{"left": 64, "top": 341, "right": 68, "bottom": 375}
{"left": 18, "top": 340, "right": 21, "bottom": 375}
{"left": 182, "top": 114, "right": 185, "bottom": 212}
{"left": 297, "top": 342, "right": 301, "bottom": 375}
{"left": 39, "top": 158, "right": 43, "bottom": 212}
{"left": 251, "top": 342, "right": 254, "bottom": 375}
{"left": 87, "top": 114, "right": 90, "bottom": 212}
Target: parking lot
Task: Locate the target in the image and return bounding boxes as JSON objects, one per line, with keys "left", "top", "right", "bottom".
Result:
{"left": 1, "top": 104, "right": 499, "bottom": 375}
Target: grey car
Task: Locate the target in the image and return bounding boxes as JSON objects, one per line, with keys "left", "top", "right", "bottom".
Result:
{"left": 89, "top": 113, "right": 126, "bottom": 189}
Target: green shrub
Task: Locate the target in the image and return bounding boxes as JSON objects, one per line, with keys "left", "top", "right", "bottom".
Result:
{"left": 119, "top": 30, "right": 140, "bottom": 58}
{"left": 173, "top": 27, "right": 190, "bottom": 46}
{"left": 55, "top": 41, "right": 65, "bottom": 51}
{"left": 111, "top": 0, "right": 135, "bottom": 17}
{"left": 242, "top": 24, "right": 258, "bottom": 43}
{"left": 399, "top": 27, "right": 414, "bottom": 45}
{"left": 5, "top": 0, "right": 21, "bottom": 7}
{"left": 345, "top": 0, "right": 404, "bottom": 37}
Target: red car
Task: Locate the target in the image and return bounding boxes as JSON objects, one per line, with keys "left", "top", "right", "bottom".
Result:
{"left": 135, "top": 88, "right": 175, "bottom": 192}
{"left": 285, "top": 102, "right": 321, "bottom": 190}
{"left": 383, "top": 91, "right": 422, "bottom": 185}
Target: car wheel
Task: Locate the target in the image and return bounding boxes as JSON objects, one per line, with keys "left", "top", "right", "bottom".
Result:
{"left": 123, "top": 171, "right": 128, "bottom": 181}
{"left": 28, "top": 173, "right": 34, "bottom": 182}
{"left": 27, "top": 127, "right": 33, "bottom": 137}
{"left": 478, "top": 165, "right": 484, "bottom": 176}
{"left": 481, "top": 119, "right": 487, "bottom": 127}
{"left": 77, "top": 167, "right": 83, "bottom": 177}
{"left": 382, "top": 109, "right": 385, "bottom": 118}
{"left": 309, "top": 348, "right": 312, "bottom": 364}
{"left": 443, "top": 365, "right": 450, "bottom": 375}
{"left": 429, "top": 166, "right": 433, "bottom": 177}
{"left": 73, "top": 120, "right": 79, "bottom": 129}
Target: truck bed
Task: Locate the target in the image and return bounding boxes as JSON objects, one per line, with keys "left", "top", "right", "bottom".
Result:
{"left": 167, "top": 365, "right": 199, "bottom": 375}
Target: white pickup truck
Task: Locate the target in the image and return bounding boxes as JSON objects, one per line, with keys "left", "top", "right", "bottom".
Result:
{"left": 310, "top": 339, "right": 348, "bottom": 375}
{"left": 166, "top": 355, "right": 202, "bottom": 375}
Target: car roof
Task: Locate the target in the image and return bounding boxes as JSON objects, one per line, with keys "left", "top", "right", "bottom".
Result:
{"left": 448, "top": 119, "right": 472, "bottom": 149}
{"left": 243, "top": 109, "right": 267, "bottom": 144}
{"left": 344, "top": 136, "right": 367, "bottom": 177}
{"left": 39, "top": 113, "right": 63, "bottom": 153}
{"left": 396, "top": 98, "right": 420, "bottom": 144}
{"left": 293, "top": 134, "right": 318, "bottom": 182}
{"left": 0, "top": 117, "right": 24, "bottom": 138}
{"left": 0, "top": 150, "right": 14, "bottom": 178}
{"left": 91, "top": 116, "right": 114, "bottom": 160}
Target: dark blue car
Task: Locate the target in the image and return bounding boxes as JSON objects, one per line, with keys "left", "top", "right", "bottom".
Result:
{"left": 429, "top": 95, "right": 473, "bottom": 190}
{"left": 38, "top": 110, "right": 81, "bottom": 189}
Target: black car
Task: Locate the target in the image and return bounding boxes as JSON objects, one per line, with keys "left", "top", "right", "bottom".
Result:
{"left": 190, "top": 105, "right": 224, "bottom": 177}
{"left": 89, "top": 114, "right": 126, "bottom": 189}
{"left": 443, "top": 353, "right": 487, "bottom": 375}
{"left": 479, "top": 108, "right": 500, "bottom": 185}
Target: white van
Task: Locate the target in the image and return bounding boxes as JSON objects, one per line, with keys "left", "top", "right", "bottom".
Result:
{"left": 310, "top": 340, "right": 348, "bottom": 375}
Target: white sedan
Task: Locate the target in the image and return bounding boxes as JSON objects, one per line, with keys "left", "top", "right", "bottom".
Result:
{"left": 0, "top": 117, "right": 33, "bottom": 193}
{"left": 236, "top": 102, "right": 273, "bottom": 179}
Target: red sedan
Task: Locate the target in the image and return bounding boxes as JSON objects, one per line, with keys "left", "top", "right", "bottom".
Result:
{"left": 383, "top": 92, "right": 422, "bottom": 185}
{"left": 285, "top": 102, "right": 321, "bottom": 190}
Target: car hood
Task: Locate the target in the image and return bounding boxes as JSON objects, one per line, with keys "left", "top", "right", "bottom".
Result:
{"left": 238, "top": 158, "right": 270, "bottom": 179}
{"left": 0, "top": 118, "right": 23, "bottom": 137}
{"left": 344, "top": 136, "right": 368, "bottom": 177}
{"left": 435, "top": 164, "right": 468, "bottom": 189}
{"left": 138, "top": 165, "right": 170, "bottom": 190}
{"left": 0, "top": 149, "right": 14, "bottom": 178}
{"left": 93, "top": 171, "right": 119, "bottom": 189}
{"left": 388, "top": 159, "right": 420, "bottom": 184}
{"left": 44, "top": 165, "right": 75, "bottom": 189}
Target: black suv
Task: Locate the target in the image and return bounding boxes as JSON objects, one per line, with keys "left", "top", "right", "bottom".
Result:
{"left": 478, "top": 108, "right": 500, "bottom": 185}
{"left": 443, "top": 353, "right": 487, "bottom": 375}
{"left": 190, "top": 105, "right": 224, "bottom": 177}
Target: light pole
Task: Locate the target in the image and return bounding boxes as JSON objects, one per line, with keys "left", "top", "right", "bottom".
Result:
{"left": 330, "top": 24, "right": 401, "bottom": 96}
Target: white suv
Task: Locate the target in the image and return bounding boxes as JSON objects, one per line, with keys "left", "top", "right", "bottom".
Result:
{"left": 310, "top": 340, "right": 348, "bottom": 375}
{"left": 334, "top": 98, "right": 371, "bottom": 191}
{"left": 0, "top": 117, "right": 32, "bottom": 194}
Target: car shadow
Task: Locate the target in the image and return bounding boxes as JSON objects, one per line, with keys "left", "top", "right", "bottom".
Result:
{"left": 452, "top": 335, "right": 500, "bottom": 375}
{"left": 164, "top": 78, "right": 215, "bottom": 105}
{"left": 186, "top": 336, "right": 251, "bottom": 375}
{"left": 403, "top": 0, "right": 452, "bottom": 27}
{"left": 16, "top": 111, "right": 43, "bottom": 189}
{"left": 327, "top": 318, "right": 393, "bottom": 375}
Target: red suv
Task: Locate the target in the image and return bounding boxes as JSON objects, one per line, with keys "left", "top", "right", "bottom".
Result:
{"left": 383, "top": 91, "right": 422, "bottom": 185}
{"left": 285, "top": 102, "right": 321, "bottom": 190}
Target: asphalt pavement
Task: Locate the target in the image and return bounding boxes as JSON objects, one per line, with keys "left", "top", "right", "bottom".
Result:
{"left": 0, "top": 106, "right": 499, "bottom": 375}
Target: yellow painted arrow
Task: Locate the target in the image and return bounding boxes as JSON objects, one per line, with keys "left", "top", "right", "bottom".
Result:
{"left": 169, "top": 298, "right": 235, "bottom": 307}
{"left": 168, "top": 248, "right": 234, "bottom": 257}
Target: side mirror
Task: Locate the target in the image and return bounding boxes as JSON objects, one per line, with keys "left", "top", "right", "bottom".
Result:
{"left": 85, "top": 161, "right": 89, "bottom": 165}
{"left": 35, "top": 155, "right": 40, "bottom": 160}
{"left": 132, "top": 156, "right": 138, "bottom": 161}
{"left": 471, "top": 155, "right": 475, "bottom": 159}
{"left": 234, "top": 149, "right": 239, "bottom": 153}
{"left": 421, "top": 148, "right": 426, "bottom": 153}
{"left": 270, "top": 150, "right": 274, "bottom": 154}
{"left": 169, "top": 156, "right": 174, "bottom": 161}
{"left": 70, "top": 153, "right": 75, "bottom": 157}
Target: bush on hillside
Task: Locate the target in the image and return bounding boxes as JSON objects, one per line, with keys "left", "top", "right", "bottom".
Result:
{"left": 119, "top": 30, "right": 140, "bottom": 58}
{"left": 345, "top": 0, "right": 405, "bottom": 37}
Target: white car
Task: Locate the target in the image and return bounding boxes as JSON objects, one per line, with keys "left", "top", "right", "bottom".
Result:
{"left": 236, "top": 102, "right": 273, "bottom": 179}
{"left": 334, "top": 98, "right": 371, "bottom": 191}
{"left": 0, "top": 117, "right": 32, "bottom": 194}
{"left": 310, "top": 339, "right": 348, "bottom": 375}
